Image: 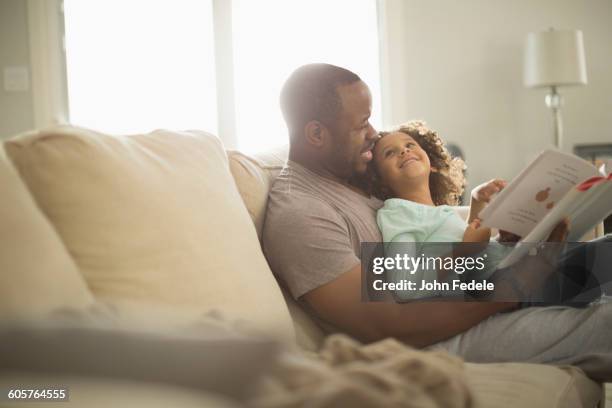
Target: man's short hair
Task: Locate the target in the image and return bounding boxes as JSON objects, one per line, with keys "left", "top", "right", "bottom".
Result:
{"left": 280, "top": 63, "right": 361, "bottom": 143}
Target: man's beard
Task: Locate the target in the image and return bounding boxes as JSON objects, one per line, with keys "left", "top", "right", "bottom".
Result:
{"left": 328, "top": 144, "right": 356, "bottom": 180}
{"left": 348, "top": 169, "right": 371, "bottom": 193}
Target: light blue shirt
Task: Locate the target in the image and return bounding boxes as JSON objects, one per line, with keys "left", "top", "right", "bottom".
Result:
{"left": 377, "top": 198, "right": 466, "bottom": 244}
{"left": 377, "top": 198, "right": 500, "bottom": 300}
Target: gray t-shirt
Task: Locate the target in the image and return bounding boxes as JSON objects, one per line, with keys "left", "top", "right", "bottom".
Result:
{"left": 263, "top": 160, "right": 383, "bottom": 299}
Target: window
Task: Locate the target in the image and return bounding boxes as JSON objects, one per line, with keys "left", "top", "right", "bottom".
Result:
{"left": 63, "top": 0, "right": 381, "bottom": 152}
{"left": 232, "top": 0, "right": 381, "bottom": 153}
{"left": 63, "top": 0, "right": 218, "bottom": 135}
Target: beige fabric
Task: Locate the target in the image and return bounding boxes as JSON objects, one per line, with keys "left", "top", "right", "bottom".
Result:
{"left": 280, "top": 287, "right": 325, "bottom": 351}
{"left": 0, "top": 146, "right": 93, "bottom": 319}
{"left": 228, "top": 147, "right": 325, "bottom": 350}
{"left": 466, "top": 362, "right": 602, "bottom": 408}
{"left": 251, "top": 145, "right": 290, "bottom": 168}
{"left": 1, "top": 314, "right": 280, "bottom": 401}
{"left": 227, "top": 148, "right": 286, "bottom": 239}
{"left": 4, "top": 126, "right": 294, "bottom": 340}
{"left": 251, "top": 334, "right": 473, "bottom": 408}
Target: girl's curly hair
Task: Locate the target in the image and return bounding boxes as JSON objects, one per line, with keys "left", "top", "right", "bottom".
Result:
{"left": 369, "top": 120, "right": 466, "bottom": 206}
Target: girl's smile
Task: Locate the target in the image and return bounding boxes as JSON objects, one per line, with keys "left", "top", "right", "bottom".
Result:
{"left": 368, "top": 120, "right": 465, "bottom": 207}
{"left": 399, "top": 155, "right": 420, "bottom": 168}
{"left": 373, "top": 132, "right": 432, "bottom": 196}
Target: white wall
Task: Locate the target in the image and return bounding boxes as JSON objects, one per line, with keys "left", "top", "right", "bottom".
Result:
{"left": 382, "top": 0, "right": 612, "bottom": 190}
{"left": 0, "top": 0, "right": 35, "bottom": 139}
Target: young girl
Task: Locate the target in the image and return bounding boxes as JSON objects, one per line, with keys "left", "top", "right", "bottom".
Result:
{"left": 369, "top": 121, "right": 605, "bottom": 304}
{"left": 369, "top": 121, "right": 523, "bottom": 300}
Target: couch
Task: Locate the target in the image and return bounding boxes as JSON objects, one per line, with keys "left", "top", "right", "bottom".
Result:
{"left": 0, "top": 126, "right": 605, "bottom": 407}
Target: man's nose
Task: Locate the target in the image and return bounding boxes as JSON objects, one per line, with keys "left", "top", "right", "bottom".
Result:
{"left": 366, "top": 124, "right": 378, "bottom": 140}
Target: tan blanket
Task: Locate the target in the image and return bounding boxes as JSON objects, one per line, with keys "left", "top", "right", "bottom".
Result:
{"left": 47, "top": 306, "right": 473, "bottom": 407}
{"left": 251, "top": 334, "right": 473, "bottom": 408}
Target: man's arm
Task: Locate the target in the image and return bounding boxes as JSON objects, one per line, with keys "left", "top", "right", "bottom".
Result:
{"left": 303, "top": 219, "right": 570, "bottom": 347}
{"left": 303, "top": 264, "right": 517, "bottom": 347}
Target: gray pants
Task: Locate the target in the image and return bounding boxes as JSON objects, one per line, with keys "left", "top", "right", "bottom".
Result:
{"left": 431, "top": 303, "right": 612, "bottom": 381}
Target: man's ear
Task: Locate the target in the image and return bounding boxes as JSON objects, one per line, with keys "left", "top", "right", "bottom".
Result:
{"left": 304, "top": 120, "right": 328, "bottom": 148}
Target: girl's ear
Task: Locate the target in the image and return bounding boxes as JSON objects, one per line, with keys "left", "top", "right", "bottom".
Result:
{"left": 430, "top": 166, "right": 439, "bottom": 173}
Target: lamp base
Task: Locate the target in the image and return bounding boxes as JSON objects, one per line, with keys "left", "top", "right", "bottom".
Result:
{"left": 545, "top": 86, "right": 563, "bottom": 149}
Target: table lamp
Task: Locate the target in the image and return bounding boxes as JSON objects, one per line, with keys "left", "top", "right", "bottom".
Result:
{"left": 524, "top": 28, "right": 588, "bottom": 149}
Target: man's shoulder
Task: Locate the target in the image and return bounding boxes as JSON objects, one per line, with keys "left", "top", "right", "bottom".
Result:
{"left": 267, "top": 164, "right": 338, "bottom": 212}
{"left": 266, "top": 184, "right": 337, "bottom": 224}
{"left": 264, "top": 167, "right": 346, "bottom": 235}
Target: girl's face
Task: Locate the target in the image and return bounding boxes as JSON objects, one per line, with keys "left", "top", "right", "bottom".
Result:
{"left": 373, "top": 132, "right": 432, "bottom": 196}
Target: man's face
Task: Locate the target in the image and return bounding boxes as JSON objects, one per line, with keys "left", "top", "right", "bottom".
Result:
{"left": 326, "top": 81, "right": 378, "bottom": 178}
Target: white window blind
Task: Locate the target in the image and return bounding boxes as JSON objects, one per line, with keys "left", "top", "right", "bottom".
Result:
{"left": 63, "top": 0, "right": 218, "bottom": 135}
{"left": 232, "top": 0, "right": 381, "bottom": 153}
{"left": 63, "top": 0, "right": 381, "bottom": 152}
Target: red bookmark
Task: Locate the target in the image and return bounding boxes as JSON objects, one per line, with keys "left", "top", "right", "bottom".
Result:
{"left": 576, "top": 173, "right": 612, "bottom": 192}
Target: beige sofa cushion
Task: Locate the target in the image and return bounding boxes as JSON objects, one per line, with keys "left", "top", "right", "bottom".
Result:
{"left": 228, "top": 147, "right": 326, "bottom": 350}
{"left": 227, "top": 146, "right": 288, "bottom": 239}
{"left": 4, "top": 126, "right": 294, "bottom": 340}
{"left": 466, "top": 362, "right": 602, "bottom": 408}
{"left": 0, "top": 147, "right": 93, "bottom": 319}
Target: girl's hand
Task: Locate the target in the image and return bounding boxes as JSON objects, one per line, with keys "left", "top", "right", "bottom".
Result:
{"left": 472, "top": 179, "right": 507, "bottom": 203}
{"left": 463, "top": 218, "right": 491, "bottom": 242}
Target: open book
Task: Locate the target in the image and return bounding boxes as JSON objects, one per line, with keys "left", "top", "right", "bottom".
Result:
{"left": 479, "top": 150, "right": 612, "bottom": 268}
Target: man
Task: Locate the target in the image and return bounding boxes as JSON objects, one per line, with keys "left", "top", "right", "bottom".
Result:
{"left": 263, "top": 63, "right": 612, "bottom": 381}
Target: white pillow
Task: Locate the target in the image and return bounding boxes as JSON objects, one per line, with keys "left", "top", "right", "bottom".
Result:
{"left": 0, "top": 146, "right": 94, "bottom": 319}
{"left": 4, "top": 126, "right": 294, "bottom": 341}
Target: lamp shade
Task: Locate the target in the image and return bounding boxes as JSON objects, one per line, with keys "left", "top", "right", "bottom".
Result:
{"left": 524, "top": 29, "right": 587, "bottom": 88}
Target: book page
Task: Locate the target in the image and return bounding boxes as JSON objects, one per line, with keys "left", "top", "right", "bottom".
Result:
{"left": 480, "top": 150, "right": 599, "bottom": 237}
{"left": 496, "top": 178, "right": 612, "bottom": 269}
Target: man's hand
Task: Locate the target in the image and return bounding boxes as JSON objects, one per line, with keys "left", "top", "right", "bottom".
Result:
{"left": 538, "top": 217, "right": 570, "bottom": 265}
{"left": 497, "top": 230, "right": 521, "bottom": 243}
{"left": 495, "top": 215, "right": 568, "bottom": 244}
{"left": 472, "top": 179, "right": 507, "bottom": 203}
{"left": 546, "top": 217, "right": 570, "bottom": 242}
{"left": 496, "top": 218, "right": 570, "bottom": 300}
